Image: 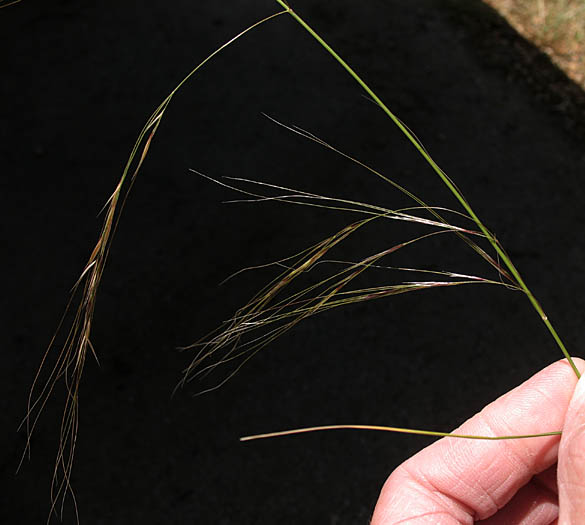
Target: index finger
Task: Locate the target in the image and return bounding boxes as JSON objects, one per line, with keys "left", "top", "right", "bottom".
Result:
{"left": 372, "top": 358, "right": 585, "bottom": 523}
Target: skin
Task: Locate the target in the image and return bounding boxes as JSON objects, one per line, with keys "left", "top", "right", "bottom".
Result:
{"left": 371, "top": 358, "right": 585, "bottom": 524}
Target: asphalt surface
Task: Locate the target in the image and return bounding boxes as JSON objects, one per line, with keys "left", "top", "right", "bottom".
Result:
{"left": 2, "top": 0, "right": 585, "bottom": 523}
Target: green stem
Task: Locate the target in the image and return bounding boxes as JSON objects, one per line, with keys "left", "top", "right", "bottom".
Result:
{"left": 241, "top": 424, "right": 562, "bottom": 442}
{"left": 275, "top": 0, "right": 580, "bottom": 379}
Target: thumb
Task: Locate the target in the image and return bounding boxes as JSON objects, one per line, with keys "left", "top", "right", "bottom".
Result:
{"left": 558, "top": 372, "right": 585, "bottom": 523}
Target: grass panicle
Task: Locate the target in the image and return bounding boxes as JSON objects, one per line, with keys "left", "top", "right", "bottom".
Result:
{"left": 180, "top": 158, "right": 517, "bottom": 396}
{"left": 21, "top": 9, "right": 287, "bottom": 521}
{"left": 180, "top": 195, "right": 511, "bottom": 395}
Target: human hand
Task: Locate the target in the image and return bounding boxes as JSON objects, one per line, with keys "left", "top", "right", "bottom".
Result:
{"left": 371, "top": 358, "right": 585, "bottom": 524}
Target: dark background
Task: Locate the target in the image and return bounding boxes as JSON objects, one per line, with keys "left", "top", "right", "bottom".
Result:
{"left": 2, "top": 0, "right": 585, "bottom": 523}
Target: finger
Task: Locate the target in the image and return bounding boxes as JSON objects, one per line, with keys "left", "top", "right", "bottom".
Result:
{"left": 372, "top": 358, "right": 584, "bottom": 524}
{"left": 477, "top": 472, "right": 558, "bottom": 525}
{"left": 558, "top": 372, "right": 585, "bottom": 523}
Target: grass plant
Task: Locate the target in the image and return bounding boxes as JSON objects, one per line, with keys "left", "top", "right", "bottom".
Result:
{"left": 22, "top": 0, "right": 582, "bottom": 520}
